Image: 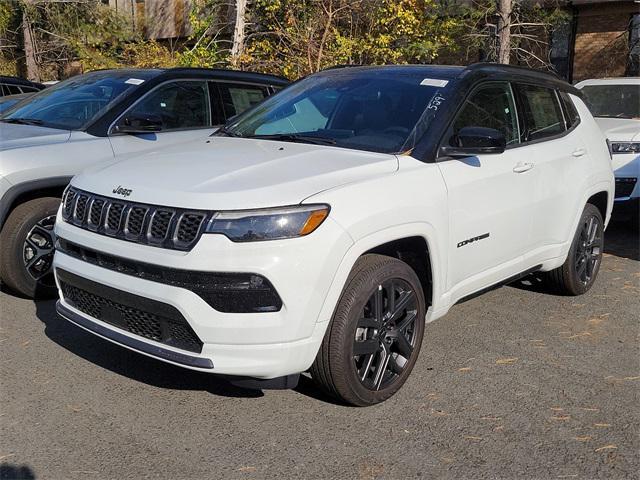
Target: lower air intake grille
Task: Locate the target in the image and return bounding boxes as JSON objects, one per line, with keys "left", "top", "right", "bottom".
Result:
{"left": 615, "top": 177, "right": 637, "bottom": 199}
{"left": 58, "top": 269, "right": 203, "bottom": 353}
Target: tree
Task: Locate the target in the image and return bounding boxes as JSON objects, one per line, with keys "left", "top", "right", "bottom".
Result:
{"left": 230, "top": 0, "right": 247, "bottom": 67}
{"left": 462, "top": 0, "right": 569, "bottom": 69}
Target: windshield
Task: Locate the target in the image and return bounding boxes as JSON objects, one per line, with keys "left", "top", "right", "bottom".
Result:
{"left": 581, "top": 84, "right": 640, "bottom": 119}
{"left": 223, "top": 71, "right": 449, "bottom": 154}
{"left": 0, "top": 70, "right": 160, "bottom": 130}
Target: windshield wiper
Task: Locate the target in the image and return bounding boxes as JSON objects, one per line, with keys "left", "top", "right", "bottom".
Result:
{"left": 0, "top": 117, "right": 44, "bottom": 126}
{"left": 246, "top": 133, "right": 337, "bottom": 146}
{"left": 215, "top": 126, "right": 241, "bottom": 137}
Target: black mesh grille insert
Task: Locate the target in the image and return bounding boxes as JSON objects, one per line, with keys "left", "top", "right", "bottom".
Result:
{"left": 63, "top": 189, "right": 77, "bottom": 218}
{"left": 89, "top": 198, "right": 104, "bottom": 227}
{"left": 61, "top": 187, "right": 209, "bottom": 251}
{"left": 176, "top": 213, "right": 206, "bottom": 243}
{"left": 58, "top": 269, "right": 203, "bottom": 353}
{"left": 74, "top": 194, "right": 89, "bottom": 223}
{"left": 126, "top": 206, "right": 148, "bottom": 236}
{"left": 107, "top": 203, "right": 124, "bottom": 231}
{"left": 149, "top": 210, "right": 173, "bottom": 242}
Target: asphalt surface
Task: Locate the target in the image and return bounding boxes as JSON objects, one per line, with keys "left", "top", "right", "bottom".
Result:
{"left": 1, "top": 222, "right": 638, "bottom": 480}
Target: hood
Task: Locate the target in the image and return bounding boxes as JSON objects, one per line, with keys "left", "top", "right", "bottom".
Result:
{"left": 593, "top": 117, "right": 640, "bottom": 142}
{"left": 0, "top": 122, "right": 71, "bottom": 151}
{"left": 73, "top": 136, "right": 398, "bottom": 210}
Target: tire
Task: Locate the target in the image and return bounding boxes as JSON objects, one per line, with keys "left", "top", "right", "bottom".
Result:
{"left": 546, "top": 203, "right": 604, "bottom": 296}
{"left": 0, "top": 197, "right": 60, "bottom": 299}
{"left": 310, "top": 254, "right": 426, "bottom": 406}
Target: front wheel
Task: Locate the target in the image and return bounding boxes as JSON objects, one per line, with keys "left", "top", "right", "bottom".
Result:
{"left": 546, "top": 203, "right": 604, "bottom": 296}
{"left": 0, "top": 197, "right": 60, "bottom": 299}
{"left": 311, "top": 254, "right": 426, "bottom": 406}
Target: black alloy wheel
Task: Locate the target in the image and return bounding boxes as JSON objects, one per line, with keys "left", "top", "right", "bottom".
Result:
{"left": 353, "top": 279, "right": 419, "bottom": 391}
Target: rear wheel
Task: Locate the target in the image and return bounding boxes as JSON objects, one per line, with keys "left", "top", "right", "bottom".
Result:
{"left": 311, "top": 254, "right": 426, "bottom": 406}
{"left": 0, "top": 197, "right": 60, "bottom": 299}
{"left": 546, "top": 203, "right": 604, "bottom": 295}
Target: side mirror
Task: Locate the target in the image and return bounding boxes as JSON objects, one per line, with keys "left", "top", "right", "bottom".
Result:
{"left": 441, "top": 127, "right": 506, "bottom": 157}
{"left": 114, "top": 113, "right": 163, "bottom": 134}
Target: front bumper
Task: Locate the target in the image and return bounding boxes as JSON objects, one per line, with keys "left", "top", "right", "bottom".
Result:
{"left": 54, "top": 212, "right": 354, "bottom": 378}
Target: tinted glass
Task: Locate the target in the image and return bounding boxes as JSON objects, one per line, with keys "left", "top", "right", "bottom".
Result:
{"left": 517, "top": 84, "right": 565, "bottom": 142}
{"left": 224, "top": 72, "right": 449, "bottom": 154}
{"left": 559, "top": 91, "right": 580, "bottom": 129}
{"left": 1, "top": 70, "right": 159, "bottom": 130}
{"left": 6, "top": 85, "right": 22, "bottom": 95}
{"left": 218, "top": 83, "right": 268, "bottom": 119}
{"left": 580, "top": 85, "right": 640, "bottom": 119}
{"left": 451, "top": 83, "right": 519, "bottom": 145}
{"left": 125, "top": 81, "right": 211, "bottom": 131}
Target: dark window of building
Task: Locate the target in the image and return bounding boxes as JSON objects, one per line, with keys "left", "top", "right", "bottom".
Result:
{"left": 550, "top": 21, "right": 572, "bottom": 81}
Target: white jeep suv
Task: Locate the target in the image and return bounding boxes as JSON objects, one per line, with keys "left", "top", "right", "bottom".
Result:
{"left": 575, "top": 78, "right": 639, "bottom": 224}
{"left": 53, "top": 64, "right": 614, "bottom": 406}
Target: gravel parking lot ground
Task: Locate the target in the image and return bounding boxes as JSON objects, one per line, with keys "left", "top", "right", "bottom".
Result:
{"left": 1, "top": 222, "right": 638, "bottom": 480}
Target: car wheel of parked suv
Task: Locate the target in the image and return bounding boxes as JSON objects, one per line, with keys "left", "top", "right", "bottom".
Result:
{"left": 311, "top": 254, "right": 426, "bottom": 406}
{"left": 546, "top": 203, "right": 604, "bottom": 296}
{"left": 0, "top": 197, "right": 59, "bottom": 298}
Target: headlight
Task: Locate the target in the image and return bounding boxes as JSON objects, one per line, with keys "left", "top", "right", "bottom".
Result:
{"left": 611, "top": 142, "right": 640, "bottom": 154}
{"left": 205, "top": 204, "right": 330, "bottom": 242}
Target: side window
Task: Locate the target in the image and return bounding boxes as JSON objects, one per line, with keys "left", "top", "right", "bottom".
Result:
{"left": 125, "top": 81, "right": 211, "bottom": 131}
{"left": 217, "top": 83, "right": 269, "bottom": 120}
{"left": 21, "top": 86, "right": 38, "bottom": 93}
{"left": 558, "top": 91, "right": 580, "bottom": 130}
{"left": 516, "top": 84, "right": 566, "bottom": 142}
{"left": 5, "top": 85, "right": 22, "bottom": 95}
{"left": 451, "top": 82, "right": 520, "bottom": 146}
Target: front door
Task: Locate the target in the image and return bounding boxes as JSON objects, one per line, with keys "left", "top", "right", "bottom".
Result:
{"left": 437, "top": 82, "right": 533, "bottom": 298}
{"left": 108, "top": 80, "right": 216, "bottom": 157}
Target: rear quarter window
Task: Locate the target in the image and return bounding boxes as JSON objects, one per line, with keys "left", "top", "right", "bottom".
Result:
{"left": 516, "top": 84, "right": 566, "bottom": 142}
{"left": 558, "top": 91, "right": 580, "bottom": 129}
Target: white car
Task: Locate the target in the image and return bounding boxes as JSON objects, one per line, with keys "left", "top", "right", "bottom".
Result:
{"left": 54, "top": 64, "right": 614, "bottom": 406}
{"left": 0, "top": 68, "right": 287, "bottom": 298}
{"left": 575, "top": 78, "right": 639, "bottom": 223}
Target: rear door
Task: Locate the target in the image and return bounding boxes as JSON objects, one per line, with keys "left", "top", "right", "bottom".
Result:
{"left": 437, "top": 82, "right": 533, "bottom": 298}
{"left": 513, "top": 84, "right": 582, "bottom": 254}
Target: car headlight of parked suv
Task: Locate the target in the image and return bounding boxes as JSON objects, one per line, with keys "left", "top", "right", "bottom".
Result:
{"left": 205, "top": 204, "right": 330, "bottom": 242}
{"left": 610, "top": 142, "right": 640, "bottom": 154}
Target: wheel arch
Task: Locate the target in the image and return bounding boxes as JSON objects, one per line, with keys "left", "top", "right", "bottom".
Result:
{"left": 314, "top": 223, "right": 442, "bottom": 326}
{"left": 586, "top": 190, "right": 608, "bottom": 222}
{"left": 0, "top": 176, "right": 71, "bottom": 230}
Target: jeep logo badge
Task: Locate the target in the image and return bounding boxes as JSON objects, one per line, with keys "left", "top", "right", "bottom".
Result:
{"left": 112, "top": 185, "right": 132, "bottom": 197}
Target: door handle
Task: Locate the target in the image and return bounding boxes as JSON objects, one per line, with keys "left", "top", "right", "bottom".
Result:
{"left": 513, "top": 162, "right": 534, "bottom": 173}
{"left": 572, "top": 148, "right": 586, "bottom": 157}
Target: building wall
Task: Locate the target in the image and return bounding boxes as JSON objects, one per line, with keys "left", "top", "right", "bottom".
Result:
{"left": 572, "top": 1, "right": 638, "bottom": 81}
{"left": 105, "top": 0, "right": 192, "bottom": 40}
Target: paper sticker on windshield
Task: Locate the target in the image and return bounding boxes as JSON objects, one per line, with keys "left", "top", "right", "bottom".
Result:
{"left": 125, "top": 78, "right": 145, "bottom": 85}
{"left": 420, "top": 78, "right": 448, "bottom": 87}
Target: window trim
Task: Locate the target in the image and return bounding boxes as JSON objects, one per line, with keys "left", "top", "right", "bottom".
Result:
{"left": 435, "top": 80, "right": 521, "bottom": 161}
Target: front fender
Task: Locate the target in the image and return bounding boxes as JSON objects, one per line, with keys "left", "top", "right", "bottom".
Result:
{"left": 314, "top": 222, "right": 445, "bottom": 326}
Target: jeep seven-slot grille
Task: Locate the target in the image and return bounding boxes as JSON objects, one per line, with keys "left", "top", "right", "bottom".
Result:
{"left": 62, "top": 187, "right": 210, "bottom": 251}
{"left": 58, "top": 268, "right": 203, "bottom": 353}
